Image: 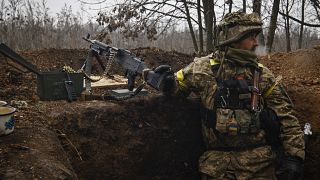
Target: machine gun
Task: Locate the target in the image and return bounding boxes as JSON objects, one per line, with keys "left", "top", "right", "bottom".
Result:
{"left": 82, "top": 34, "right": 171, "bottom": 99}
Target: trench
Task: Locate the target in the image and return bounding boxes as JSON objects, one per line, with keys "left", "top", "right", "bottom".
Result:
{"left": 48, "top": 94, "right": 320, "bottom": 180}
{"left": 49, "top": 96, "right": 205, "bottom": 180}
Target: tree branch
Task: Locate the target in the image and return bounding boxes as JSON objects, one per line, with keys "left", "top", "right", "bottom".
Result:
{"left": 279, "top": 11, "right": 320, "bottom": 27}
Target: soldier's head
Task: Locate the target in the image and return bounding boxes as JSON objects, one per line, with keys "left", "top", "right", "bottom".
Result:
{"left": 216, "top": 11, "right": 262, "bottom": 52}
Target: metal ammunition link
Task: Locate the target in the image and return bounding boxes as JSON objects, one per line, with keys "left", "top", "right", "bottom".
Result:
{"left": 103, "top": 49, "right": 117, "bottom": 76}
{"left": 62, "top": 66, "right": 76, "bottom": 73}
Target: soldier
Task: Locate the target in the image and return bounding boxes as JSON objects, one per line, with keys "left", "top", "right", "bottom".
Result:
{"left": 154, "top": 12, "right": 305, "bottom": 179}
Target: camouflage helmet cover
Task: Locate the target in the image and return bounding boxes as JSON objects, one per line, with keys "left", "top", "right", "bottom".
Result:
{"left": 217, "top": 12, "right": 263, "bottom": 46}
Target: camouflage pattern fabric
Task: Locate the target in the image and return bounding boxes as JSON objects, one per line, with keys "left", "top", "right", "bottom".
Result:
{"left": 175, "top": 49, "right": 305, "bottom": 178}
{"left": 217, "top": 12, "right": 263, "bottom": 46}
{"left": 219, "top": 12, "right": 262, "bottom": 27}
{"left": 199, "top": 146, "right": 276, "bottom": 179}
{"left": 261, "top": 68, "right": 305, "bottom": 159}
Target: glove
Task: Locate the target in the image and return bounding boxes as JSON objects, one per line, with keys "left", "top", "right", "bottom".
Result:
{"left": 282, "top": 156, "right": 304, "bottom": 180}
{"left": 259, "top": 108, "right": 281, "bottom": 147}
{"left": 153, "top": 65, "right": 176, "bottom": 95}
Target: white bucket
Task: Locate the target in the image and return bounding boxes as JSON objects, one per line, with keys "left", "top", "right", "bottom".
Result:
{"left": 0, "top": 101, "right": 7, "bottom": 107}
{"left": 0, "top": 106, "right": 16, "bottom": 135}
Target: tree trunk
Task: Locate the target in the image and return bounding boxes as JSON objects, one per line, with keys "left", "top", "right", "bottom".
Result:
{"left": 229, "top": 0, "right": 233, "bottom": 13}
{"left": 253, "top": 0, "right": 261, "bottom": 13}
{"left": 285, "top": 0, "right": 291, "bottom": 52}
{"left": 266, "top": 0, "right": 280, "bottom": 53}
{"left": 283, "top": 14, "right": 291, "bottom": 52}
{"left": 182, "top": 0, "right": 199, "bottom": 52}
{"left": 197, "top": 0, "right": 204, "bottom": 53}
{"left": 253, "top": 0, "right": 265, "bottom": 46}
{"left": 243, "top": 0, "right": 246, "bottom": 13}
{"left": 212, "top": 5, "right": 217, "bottom": 48}
{"left": 299, "top": 0, "right": 305, "bottom": 49}
{"left": 203, "top": 0, "right": 214, "bottom": 52}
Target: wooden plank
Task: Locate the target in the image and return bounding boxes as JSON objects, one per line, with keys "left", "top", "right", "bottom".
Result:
{"left": 90, "top": 75, "right": 127, "bottom": 87}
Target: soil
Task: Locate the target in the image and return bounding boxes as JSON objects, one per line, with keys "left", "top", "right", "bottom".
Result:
{"left": 0, "top": 46, "right": 320, "bottom": 179}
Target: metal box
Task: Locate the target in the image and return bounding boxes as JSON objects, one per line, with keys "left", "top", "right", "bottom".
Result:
{"left": 0, "top": 43, "right": 84, "bottom": 101}
{"left": 37, "top": 71, "right": 84, "bottom": 101}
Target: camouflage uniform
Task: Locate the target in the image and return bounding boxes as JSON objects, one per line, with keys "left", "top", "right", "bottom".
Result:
{"left": 174, "top": 12, "right": 305, "bottom": 179}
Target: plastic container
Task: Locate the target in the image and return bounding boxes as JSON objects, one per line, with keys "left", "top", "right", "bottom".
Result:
{"left": 0, "top": 106, "right": 16, "bottom": 135}
{"left": 0, "top": 101, "right": 7, "bottom": 107}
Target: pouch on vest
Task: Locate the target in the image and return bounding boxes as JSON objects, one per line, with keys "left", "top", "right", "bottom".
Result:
{"left": 234, "top": 109, "right": 252, "bottom": 134}
{"left": 216, "top": 108, "right": 239, "bottom": 135}
{"left": 214, "top": 79, "right": 252, "bottom": 109}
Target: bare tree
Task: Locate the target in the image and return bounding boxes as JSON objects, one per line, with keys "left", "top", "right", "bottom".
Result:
{"left": 0, "top": 0, "right": 4, "bottom": 21}
{"left": 278, "top": 0, "right": 320, "bottom": 50}
{"left": 252, "top": 0, "right": 261, "bottom": 14}
{"left": 299, "top": 0, "right": 305, "bottom": 48}
{"left": 1, "top": 0, "right": 319, "bottom": 53}
{"left": 226, "top": 0, "right": 233, "bottom": 13}
{"left": 95, "top": 0, "right": 218, "bottom": 53}
{"left": 310, "top": 0, "right": 320, "bottom": 20}
{"left": 197, "top": 0, "right": 204, "bottom": 53}
{"left": 278, "top": 11, "right": 320, "bottom": 27}
{"left": 203, "top": 0, "right": 215, "bottom": 52}
{"left": 266, "top": 0, "right": 280, "bottom": 53}
{"left": 252, "top": 0, "right": 265, "bottom": 46}
{"left": 243, "top": 0, "right": 246, "bottom": 13}
{"left": 281, "top": 0, "right": 294, "bottom": 52}
{"left": 182, "top": 0, "right": 198, "bottom": 52}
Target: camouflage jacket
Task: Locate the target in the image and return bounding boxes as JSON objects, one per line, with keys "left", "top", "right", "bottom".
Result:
{"left": 175, "top": 50, "right": 305, "bottom": 160}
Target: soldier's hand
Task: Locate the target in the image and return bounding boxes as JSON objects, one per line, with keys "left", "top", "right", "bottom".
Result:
{"left": 283, "top": 156, "right": 303, "bottom": 180}
{"left": 154, "top": 65, "right": 176, "bottom": 95}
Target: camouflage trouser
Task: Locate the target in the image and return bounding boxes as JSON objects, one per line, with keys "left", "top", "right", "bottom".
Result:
{"left": 199, "top": 146, "right": 276, "bottom": 180}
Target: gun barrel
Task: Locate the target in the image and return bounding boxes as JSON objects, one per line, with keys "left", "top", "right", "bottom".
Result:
{"left": 82, "top": 37, "right": 94, "bottom": 44}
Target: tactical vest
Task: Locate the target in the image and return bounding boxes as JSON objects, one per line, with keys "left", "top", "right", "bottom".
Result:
{"left": 176, "top": 56, "right": 281, "bottom": 148}
{"left": 210, "top": 58, "right": 263, "bottom": 136}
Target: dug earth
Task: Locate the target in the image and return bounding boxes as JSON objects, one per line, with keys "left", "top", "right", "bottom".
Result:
{"left": 0, "top": 47, "right": 319, "bottom": 179}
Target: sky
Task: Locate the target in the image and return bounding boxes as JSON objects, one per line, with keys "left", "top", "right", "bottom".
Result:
{"left": 45, "top": 0, "right": 105, "bottom": 22}
{"left": 46, "top": 0, "right": 82, "bottom": 14}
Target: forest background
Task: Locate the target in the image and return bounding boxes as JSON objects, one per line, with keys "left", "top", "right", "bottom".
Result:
{"left": 0, "top": 0, "right": 319, "bottom": 54}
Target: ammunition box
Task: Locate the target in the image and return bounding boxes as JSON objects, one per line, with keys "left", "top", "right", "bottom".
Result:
{"left": 37, "top": 71, "right": 84, "bottom": 101}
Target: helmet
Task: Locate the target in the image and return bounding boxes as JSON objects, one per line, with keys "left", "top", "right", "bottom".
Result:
{"left": 216, "top": 12, "right": 262, "bottom": 47}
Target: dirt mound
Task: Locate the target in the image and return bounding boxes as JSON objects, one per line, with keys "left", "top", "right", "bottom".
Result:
{"left": 261, "top": 48, "right": 320, "bottom": 86}
{"left": 260, "top": 48, "right": 320, "bottom": 180}
{"left": 0, "top": 47, "right": 320, "bottom": 179}
{"left": 260, "top": 47, "right": 320, "bottom": 132}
